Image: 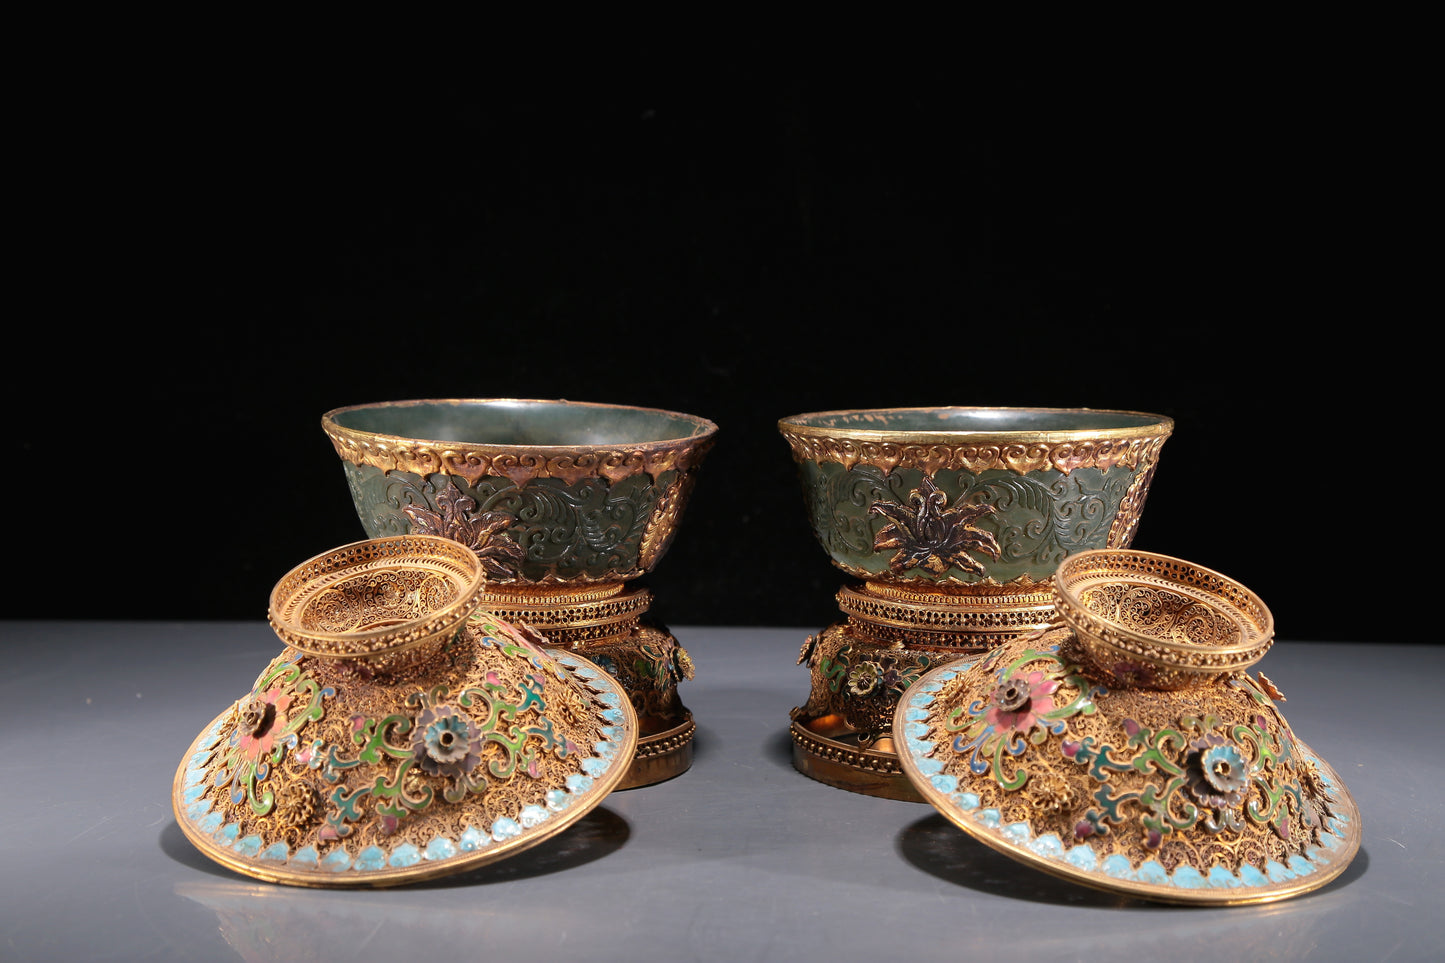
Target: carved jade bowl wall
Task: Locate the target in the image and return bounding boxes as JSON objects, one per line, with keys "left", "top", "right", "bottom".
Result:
{"left": 779, "top": 407, "right": 1174, "bottom": 592}
{"left": 323, "top": 399, "right": 719, "bottom": 586}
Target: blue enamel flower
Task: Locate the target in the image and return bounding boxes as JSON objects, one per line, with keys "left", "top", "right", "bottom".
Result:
{"left": 411, "top": 705, "right": 481, "bottom": 778}
{"left": 1186, "top": 739, "right": 1249, "bottom": 809}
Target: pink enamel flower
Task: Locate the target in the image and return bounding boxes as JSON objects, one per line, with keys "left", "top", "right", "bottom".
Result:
{"left": 982, "top": 670, "right": 1059, "bottom": 734}
{"left": 235, "top": 687, "right": 294, "bottom": 764}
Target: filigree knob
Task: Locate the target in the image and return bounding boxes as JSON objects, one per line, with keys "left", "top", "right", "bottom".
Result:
{"left": 1052, "top": 549, "right": 1274, "bottom": 690}
{"left": 268, "top": 535, "right": 486, "bottom": 675}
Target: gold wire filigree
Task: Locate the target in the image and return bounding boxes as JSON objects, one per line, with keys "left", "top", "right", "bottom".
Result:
{"left": 894, "top": 544, "right": 1361, "bottom": 906}
{"left": 1054, "top": 550, "right": 1274, "bottom": 690}
{"left": 175, "top": 534, "right": 639, "bottom": 887}
{"left": 268, "top": 536, "right": 486, "bottom": 666}
{"left": 175, "top": 615, "right": 637, "bottom": 887}
{"left": 896, "top": 627, "right": 1359, "bottom": 903}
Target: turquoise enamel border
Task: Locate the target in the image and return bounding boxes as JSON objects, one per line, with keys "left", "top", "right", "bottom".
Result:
{"left": 176, "top": 652, "right": 630, "bottom": 883}
{"left": 897, "top": 664, "right": 1359, "bottom": 902}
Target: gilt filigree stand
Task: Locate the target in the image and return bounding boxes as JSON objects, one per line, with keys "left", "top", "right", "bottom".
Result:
{"left": 792, "top": 578, "right": 1057, "bottom": 801}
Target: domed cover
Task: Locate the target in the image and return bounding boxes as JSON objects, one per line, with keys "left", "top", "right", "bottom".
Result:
{"left": 173, "top": 613, "right": 637, "bottom": 886}
{"left": 894, "top": 550, "right": 1361, "bottom": 908}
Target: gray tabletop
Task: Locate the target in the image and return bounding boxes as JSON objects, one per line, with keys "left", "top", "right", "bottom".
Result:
{"left": 1, "top": 621, "right": 1440, "bottom": 962}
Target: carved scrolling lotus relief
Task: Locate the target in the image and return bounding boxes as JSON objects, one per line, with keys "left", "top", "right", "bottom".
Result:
{"left": 870, "top": 476, "right": 1001, "bottom": 578}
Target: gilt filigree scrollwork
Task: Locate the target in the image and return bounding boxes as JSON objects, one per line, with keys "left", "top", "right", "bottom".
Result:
{"left": 176, "top": 617, "right": 636, "bottom": 884}
{"left": 897, "top": 631, "right": 1359, "bottom": 902}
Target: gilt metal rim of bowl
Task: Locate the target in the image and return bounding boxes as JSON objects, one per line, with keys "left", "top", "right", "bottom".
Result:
{"left": 322, "top": 397, "right": 719, "bottom": 454}
{"left": 777, "top": 406, "right": 1173, "bottom": 446}
{"left": 1053, "top": 549, "right": 1274, "bottom": 674}
{"left": 268, "top": 535, "right": 486, "bottom": 660}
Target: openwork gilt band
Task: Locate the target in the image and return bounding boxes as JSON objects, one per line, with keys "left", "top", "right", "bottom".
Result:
{"left": 837, "top": 583, "right": 1055, "bottom": 648}
{"left": 475, "top": 585, "right": 652, "bottom": 647}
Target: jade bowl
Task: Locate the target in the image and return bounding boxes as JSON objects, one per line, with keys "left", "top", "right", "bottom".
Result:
{"left": 778, "top": 407, "right": 1173, "bottom": 591}
{"left": 323, "top": 399, "right": 719, "bottom": 586}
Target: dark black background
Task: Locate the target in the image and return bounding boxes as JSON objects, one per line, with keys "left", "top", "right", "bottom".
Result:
{"left": 11, "top": 50, "right": 1411, "bottom": 642}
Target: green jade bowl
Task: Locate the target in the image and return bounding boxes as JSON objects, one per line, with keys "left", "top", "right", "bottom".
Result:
{"left": 323, "top": 399, "right": 719, "bottom": 587}
{"left": 778, "top": 407, "right": 1174, "bottom": 592}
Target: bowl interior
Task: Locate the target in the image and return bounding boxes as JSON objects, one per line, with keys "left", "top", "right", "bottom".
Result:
{"left": 328, "top": 399, "right": 715, "bottom": 448}
{"left": 781, "top": 406, "right": 1167, "bottom": 436}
